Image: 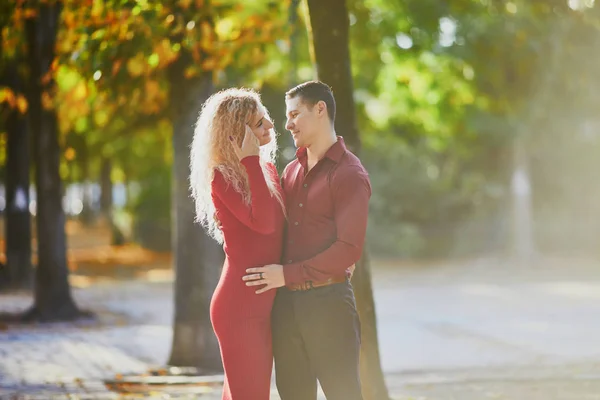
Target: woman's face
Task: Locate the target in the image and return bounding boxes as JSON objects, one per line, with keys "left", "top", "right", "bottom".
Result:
{"left": 248, "top": 105, "right": 275, "bottom": 147}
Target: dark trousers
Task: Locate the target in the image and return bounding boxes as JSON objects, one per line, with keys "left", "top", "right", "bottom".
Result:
{"left": 271, "top": 280, "right": 363, "bottom": 400}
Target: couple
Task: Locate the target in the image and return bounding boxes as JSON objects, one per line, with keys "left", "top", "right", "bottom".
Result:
{"left": 190, "top": 81, "right": 371, "bottom": 400}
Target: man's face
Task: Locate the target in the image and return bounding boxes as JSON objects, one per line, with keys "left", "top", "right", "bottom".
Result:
{"left": 285, "top": 96, "right": 318, "bottom": 148}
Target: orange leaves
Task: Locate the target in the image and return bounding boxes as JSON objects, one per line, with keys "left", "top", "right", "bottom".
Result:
{"left": 142, "top": 80, "right": 166, "bottom": 115}
{"left": 0, "top": 88, "right": 16, "bottom": 107}
{"left": 184, "top": 65, "right": 200, "bottom": 79}
{"left": 16, "top": 96, "right": 28, "bottom": 114}
{"left": 112, "top": 59, "right": 123, "bottom": 76}
{"left": 153, "top": 39, "right": 179, "bottom": 68}
{"left": 64, "top": 147, "right": 76, "bottom": 161}
{"left": 127, "top": 53, "right": 148, "bottom": 77}
{"left": 2, "top": 3, "right": 38, "bottom": 58}
{"left": 199, "top": 20, "right": 216, "bottom": 51}
{"left": 73, "top": 81, "right": 89, "bottom": 101}
{"left": 125, "top": 43, "right": 178, "bottom": 79}
{"left": 63, "top": 8, "right": 77, "bottom": 28}
{"left": 201, "top": 57, "right": 218, "bottom": 71}
{"left": 12, "top": 5, "right": 38, "bottom": 26}
{"left": 179, "top": 0, "right": 193, "bottom": 10}
{"left": 215, "top": 18, "right": 239, "bottom": 41}
{"left": 145, "top": 80, "right": 161, "bottom": 101}
{"left": 42, "top": 91, "right": 55, "bottom": 111}
{"left": 48, "top": 0, "right": 290, "bottom": 135}
{"left": 0, "top": 88, "right": 28, "bottom": 114}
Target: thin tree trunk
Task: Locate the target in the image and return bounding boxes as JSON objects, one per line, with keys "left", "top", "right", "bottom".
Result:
{"left": 24, "top": 2, "right": 81, "bottom": 321}
{"left": 508, "top": 17, "right": 569, "bottom": 264}
{"left": 306, "top": 0, "right": 390, "bottom": 398}
{"left": 288, "top": 0, "right": 302, "bottom": 85}
{"left": 100, "top": 157, "right": 113, "bottom": 217}
{"left": 99, "top": 157, "right": 124, "bottom": 245}
{"left": 167, "top": 55, "right": 223, "bottom": 372}
{"left": 510, "top": 135, "right": 534, "bottom": 264}
{"left": 79, "top": 138, "right": 95, "bottom": 225}
{"left": 3, "top": 65, "right": 33, "bottom": 290}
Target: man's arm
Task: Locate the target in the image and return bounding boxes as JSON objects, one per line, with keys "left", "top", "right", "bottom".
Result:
{"left": 243, "top": 163, "right": 369, "bottom": 294}
{"left": 283, "top": 166, "right": 371, "bottom": 286}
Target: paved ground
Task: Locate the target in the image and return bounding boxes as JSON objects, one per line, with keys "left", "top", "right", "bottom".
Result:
{"left": 379, "top": 257, "right": 600, "bottom": 400}
{"left": 2, "top": 256, "right": 600, "bottom": 399}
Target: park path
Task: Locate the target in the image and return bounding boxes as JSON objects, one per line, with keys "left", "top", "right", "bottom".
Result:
{"left": 2, "top": 220, "right": 600, "bottom": 398}
{"left": 2, "top": 257, "right": 600, "bottom": 399}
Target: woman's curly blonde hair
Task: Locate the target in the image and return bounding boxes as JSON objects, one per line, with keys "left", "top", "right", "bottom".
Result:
{"left": 190, "top": 87, "right": 284, "bottom": 243}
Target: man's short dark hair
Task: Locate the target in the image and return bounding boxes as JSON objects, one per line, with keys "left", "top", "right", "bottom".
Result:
{"left": 286, "top": 81, "right": 336, "bottom": 123}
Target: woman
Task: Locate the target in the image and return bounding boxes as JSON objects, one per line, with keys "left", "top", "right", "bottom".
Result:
{"left": 189, "top": 88, "right": 285, "bottom": 399}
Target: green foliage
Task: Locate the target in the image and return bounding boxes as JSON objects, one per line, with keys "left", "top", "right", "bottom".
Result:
{"left": 130, "top": 162, "right": 172, "bottom": 251}
{"left": 363, "top": 129, "right": 507, "bottom": 257}
{"left": 3, "top": 0, "right": 600, "bottom": 258}
{"left": 347, "top": 0, "right": 600, "bottom": 257}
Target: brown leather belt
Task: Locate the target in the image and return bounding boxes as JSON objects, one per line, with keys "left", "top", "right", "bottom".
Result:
{"left": 287, "top": 275, "right": 348, "bottom": 292}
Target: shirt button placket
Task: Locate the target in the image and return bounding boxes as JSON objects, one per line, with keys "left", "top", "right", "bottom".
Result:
{"left": 296, "top": 181, "right": 307, "bottom": 228}
{"left": 289, "top": 181, "right": 306, "bottom": 261}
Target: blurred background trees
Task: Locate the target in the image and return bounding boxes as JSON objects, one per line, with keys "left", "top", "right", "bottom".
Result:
{"left": 5, "top": 0, "right": 598, "bottom": 269}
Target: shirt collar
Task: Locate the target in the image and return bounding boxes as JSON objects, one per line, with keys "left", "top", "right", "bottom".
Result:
{"left": 296, "top": 136, "right": 346, "bottom": 165}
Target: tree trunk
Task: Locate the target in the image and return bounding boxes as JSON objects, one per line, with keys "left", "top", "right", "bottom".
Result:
{"left": 100, "top": 157, "right": 112, "bottom": 216}
{"left": 306, "top": 0, "right": 390, "bottom": 398}
{"left": 506, "top": 19, "right": 569, "bottom": 265}
{"left": 288, "top": 0, "right": 302, "bottom": 85}
{"left": 167, "top": 58, "right": 223, "bottom": 372}
{"left": 24, "top": 2, "right": 81, "bottom": 321}
{"left": 2, "top": 65, "right": 33, "bottom": 290}
{"left": 79, "top": 138, "right": 95, "bottom": 225}
{"left": 99, "top": 157, "right": 124, "bottom": 245}
{"left": 510, "top": 135, "right": 535, "bottom": 264}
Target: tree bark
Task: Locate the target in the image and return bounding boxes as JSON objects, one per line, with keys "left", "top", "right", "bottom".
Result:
{"left": 24, "top": 2, "right": 81, "bottom": 321}
{"left": 99, "top": 157, "right": 124, "bottom": 245}
{"left": 166, "top": 55, "right": 223, "bottom": 372}
{"left": 78, "top": 137, "right": 95, "bottom": 225}
{"left": 99, "top": 157, "right": 112, "bottom": 216}
{"left": 306, "top": 0, "right": 390, "bottom": 398}
{"left": 2, "top": 64, "right": 33, "bottom": 290}
{"left": 510, "top": 134, "right": 534, "bottom": 264}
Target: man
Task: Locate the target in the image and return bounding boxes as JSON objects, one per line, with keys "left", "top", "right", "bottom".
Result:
{"left": 243, "top": 81, "right": 371, "bottom": 399}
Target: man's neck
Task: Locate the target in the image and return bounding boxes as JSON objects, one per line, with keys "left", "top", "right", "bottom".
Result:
{"left": 306, "top": 130, "right": 337, "bottom": 169}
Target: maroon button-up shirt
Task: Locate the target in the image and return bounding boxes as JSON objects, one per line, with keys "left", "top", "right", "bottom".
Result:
{"left": 280, "top": 136, "right": 372, "bottom": 288}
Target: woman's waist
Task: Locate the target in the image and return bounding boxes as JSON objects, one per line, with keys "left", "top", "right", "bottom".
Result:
{"left": 212, "top": 276, "right": 275, "bottom": 306}
{"left": 222, "top": 235, "right": 282, "bottom": 258}
{"left": 223, "top": 254, "right": 281, "bottom": 270}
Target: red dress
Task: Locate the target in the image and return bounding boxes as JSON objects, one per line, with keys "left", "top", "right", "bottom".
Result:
{"left": 210, "top": 155, "right": 285, "bottom": 400}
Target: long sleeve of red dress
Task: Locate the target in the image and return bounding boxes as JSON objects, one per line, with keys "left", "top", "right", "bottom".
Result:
{"left": 212, "top": 155, "right": 276, "bottom": 235}
{"left": 209, "top": 155, "right": 285, "bottom": 400}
